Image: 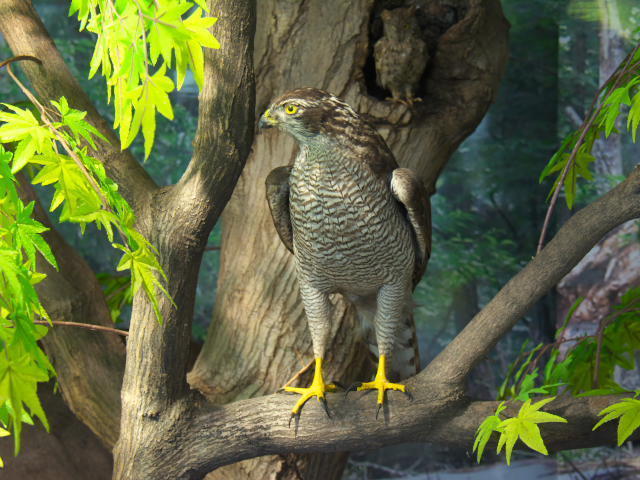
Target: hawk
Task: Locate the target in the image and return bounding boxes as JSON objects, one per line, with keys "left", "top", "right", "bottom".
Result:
{"left": 374, "top": 6, "right": 429, "bottom": 104}
{"left": 259, "top": 88, "right": 431, "bottom": 420}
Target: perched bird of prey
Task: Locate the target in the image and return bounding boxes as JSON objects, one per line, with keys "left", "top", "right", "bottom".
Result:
{"left": 259, "top": 88, "right": 431, "bottom": 421}
{"left": 374, "top": 6, "right": 429, "bottom": 104}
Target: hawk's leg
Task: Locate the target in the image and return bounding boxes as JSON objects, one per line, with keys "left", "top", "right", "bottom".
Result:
{"left": 357, "top": 283, "right": 410, "bottom": 417}
{"left": 284, "top": 283, "right": 336, "bottom": 423}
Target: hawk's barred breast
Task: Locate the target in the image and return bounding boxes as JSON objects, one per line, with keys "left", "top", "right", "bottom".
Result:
{"left": 289, "top": 140, "right": 414, "bottom": 296}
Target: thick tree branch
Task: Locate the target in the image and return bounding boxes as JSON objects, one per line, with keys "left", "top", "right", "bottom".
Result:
{"left": 172, "top": 0, "right": 256, "bottom": 234}
{"left": 131, "top": 386, "right": 636, "bottom": 479}
{"left": 190, "top": 1, "right": 508, "bottom": 477}
{"left": 0, "top": 0, "right": 157, "bottom": 210}
{"left": 424, "top": 166, "right": 640, "bottom": 384}
{"left": 116, "top": 170, "right": 640, "bottom": 480}
{"left": 114, "top": 0, "right": 256, "bottom": 414}
{"left": 113, "top": 1, "right": 256, "bottom": 477}
{"left": 417, "top": 0, "right": 510, "bottom": 190}
{"left": 18, "top": 178, "right": 125, "bottom": 448}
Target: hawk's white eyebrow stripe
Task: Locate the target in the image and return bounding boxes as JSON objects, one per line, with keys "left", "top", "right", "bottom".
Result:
{"left": 275, "top": 99, "right": 316, "bottom": 108}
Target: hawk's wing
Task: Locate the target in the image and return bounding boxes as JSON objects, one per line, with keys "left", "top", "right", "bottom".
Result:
{"left": 390, "top": 168, "right": 432, "bottom": 289}
{"left": 265, "top": 166, "right": 294, "bottom": 254}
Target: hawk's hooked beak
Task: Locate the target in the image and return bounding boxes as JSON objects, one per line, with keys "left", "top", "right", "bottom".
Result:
{"left": 259, "top": 108, "right": 277, "bottom": 129}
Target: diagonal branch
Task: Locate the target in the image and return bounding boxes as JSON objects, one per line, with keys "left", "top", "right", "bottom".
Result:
{"left": 536, "top": 42, "right": 640, "bottom": 253}
{"left": 0, "top": 0, "right": 157, "bottom": 210}
{"left": 112, "top": 168, "right": 640, "bottom": 480}
{"left": 172, "top": 0, "right": 256, "bottom": 235}
{"left": 423, "top": 165, "right": 640, "bottom": 385}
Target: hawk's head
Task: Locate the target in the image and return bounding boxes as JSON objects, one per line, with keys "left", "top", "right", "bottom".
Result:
{"left": 258, "top": 88, "right": 360, "bottom": 145}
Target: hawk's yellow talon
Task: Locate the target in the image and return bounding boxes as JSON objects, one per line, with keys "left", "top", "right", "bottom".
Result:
{"left": 284, "top": 358, "right": 335, "bottom": 416}
{"left": 357, "top": 354, "right": 407, "bottom": 409}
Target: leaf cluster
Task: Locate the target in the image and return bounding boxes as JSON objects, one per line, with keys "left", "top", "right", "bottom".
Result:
{"left": 0, "top": 145, "right": 56, "bottom": 464}
{"left": 0, "top": 93, "right": 177, "bottom": 464}
{"left": 0, "top": 0, "right": 218, "bottom": 465}
{"left": 593, "top": 393, "right": 640, "bottom": 446}
{"left": 474, "top": 288, "right": 640, "bottom": 465}
{"left": 473, "top": 398, "right": 567, "bottom": 465}
{"left": 540, "top": 43, "right": 640, "bottom": 209}
{"left": 0, "top": 98, "right": 172, "bottom": 322}
{"left": 69, "top": 0, "right": 219, "bottom": 158}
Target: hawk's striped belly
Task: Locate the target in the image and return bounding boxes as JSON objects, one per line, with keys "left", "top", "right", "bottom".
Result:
{"left": 289, "top": 152, "right": 413, "bottom": 294}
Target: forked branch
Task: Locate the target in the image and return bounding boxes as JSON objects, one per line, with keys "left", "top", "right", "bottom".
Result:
{"left": 116, "top": 167, "right": 640, "bottom": 479}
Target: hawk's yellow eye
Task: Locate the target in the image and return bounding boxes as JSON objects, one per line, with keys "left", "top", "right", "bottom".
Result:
{"left": 285, "top": 104, "right": 298, "bottom": 115}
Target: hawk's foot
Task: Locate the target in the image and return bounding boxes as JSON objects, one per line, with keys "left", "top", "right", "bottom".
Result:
{"left": 285, "top": 357, "right": 336, "bottom": 426}
{"left": 356, "top": 354, "right": 408, "bottom": 418}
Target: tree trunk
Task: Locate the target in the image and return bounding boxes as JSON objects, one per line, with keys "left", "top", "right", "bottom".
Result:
{"left": 6, "top": 2, "right": 640, "bottom": 478}
{"left": 189, "top": 1, "right": 509, "bottom": 477}
{"left": 594, "top": 0, "right": 625, "bottom": 190}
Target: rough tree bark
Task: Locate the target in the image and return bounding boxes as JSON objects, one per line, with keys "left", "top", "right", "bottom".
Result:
{"left": 188, "top": 1, "right": 509, "bottom": 477}
{"left": 2, "top": 1, "right": 640, "bottom": 480}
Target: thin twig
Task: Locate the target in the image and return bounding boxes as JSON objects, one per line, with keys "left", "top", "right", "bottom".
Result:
{"left": 33, "top": 320, "right": 129, "bottom": 337}
{"left": 204, "top": 245, "right": 220, "bottom": 251}
{"left": 511, "top": 334, "right": 597, "bottom": 394}
{"left": 593, "top": 301, "right": 640, "bottom": 386}
{"left": 6, "top": 64, "right": 111, "bottom": 209}
{"left": 536, "top": 43, "right": 640, "bottom": 254}
{"left": 278, "top": 358, "right": 315, "bottom": 391}
{"left": 560, "top": 453, "right": 588, "bottom": 480}
{"left": 0, "top": 55, "right": 42, "bottom": 70}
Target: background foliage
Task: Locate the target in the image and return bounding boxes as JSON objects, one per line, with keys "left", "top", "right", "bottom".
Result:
{"left": 0, "top": 0, "right": 639, "bottom": 477}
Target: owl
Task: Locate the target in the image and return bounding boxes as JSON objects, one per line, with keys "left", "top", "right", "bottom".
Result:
{"left": 374, "top": 6, "right": 429, "bottom": 104}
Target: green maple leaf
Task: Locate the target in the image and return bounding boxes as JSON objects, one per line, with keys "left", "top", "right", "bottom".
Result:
{"left": 496, "top": 397, "right": 567, "bottom": 465}
{"left": 593, "top": 396, "right": 640, "bottom": 446}
{"left": 11, "top": 202, "right": 57, "bottom": 269}
{"left": 473, "top": 401, "right": 506, "bottom": 463}
{"left": 0, "top": 352, "right": 50, "bottom": 454}
{"left": 52, "top": 97, "right": 107, "bottom": 148}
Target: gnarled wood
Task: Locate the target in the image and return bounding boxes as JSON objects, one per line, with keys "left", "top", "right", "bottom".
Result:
{"left": 115, "top": 162, "right": 640, "bottom": 480}
{"left": 7, "top": 2, "right": 635, "bottom": 480}
{"left": 190, "top": 0, "right": 509, "bottom": 478}
{"left": 112, "top": 0, "right": 256, "bottom": 478}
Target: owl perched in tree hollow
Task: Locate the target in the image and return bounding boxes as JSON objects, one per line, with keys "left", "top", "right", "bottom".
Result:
{"left": 259, "top": 88, "right": 431, "bottom": 422}
{"left": 374, "top": 6, "right": 429, "bottom": 104}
